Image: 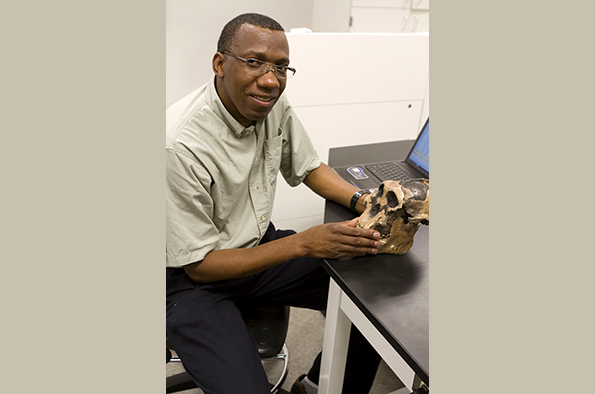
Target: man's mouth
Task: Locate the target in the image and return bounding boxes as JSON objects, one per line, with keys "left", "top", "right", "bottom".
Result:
{"left": 251, "top": 95, "right": 275, "bottom": 104}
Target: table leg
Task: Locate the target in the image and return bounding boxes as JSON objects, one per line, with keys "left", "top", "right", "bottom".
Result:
{"left": 318, "top": 279, "right": 352, "bottom": 394}
{"left": 340, "top": 293, "right": 417, "bottom": 390}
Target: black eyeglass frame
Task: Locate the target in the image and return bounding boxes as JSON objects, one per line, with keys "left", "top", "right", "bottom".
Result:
{"left": 221, "top": 51, "right": 296, "bottom": 80}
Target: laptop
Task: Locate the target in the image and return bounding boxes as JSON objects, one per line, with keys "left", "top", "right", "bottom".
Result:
{"left": 333, "top": 118, "right": 429, "bottom": 190}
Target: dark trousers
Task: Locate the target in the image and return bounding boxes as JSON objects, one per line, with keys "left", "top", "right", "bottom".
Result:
{"left": 166, "top": 223, "right": 381, "bottom": 394}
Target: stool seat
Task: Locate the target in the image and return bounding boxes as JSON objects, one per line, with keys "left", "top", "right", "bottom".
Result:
{"left": 242, "top": 305, "right": 290, "bottom": 358}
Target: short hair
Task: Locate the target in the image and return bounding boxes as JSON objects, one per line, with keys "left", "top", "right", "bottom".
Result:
{"left": 217, "top": 13, "right": 285, "bottom": 53}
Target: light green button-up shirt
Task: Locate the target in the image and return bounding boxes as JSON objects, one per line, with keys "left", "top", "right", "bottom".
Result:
{"left": 166, "top": 78, "right": 321, "bottom": 268}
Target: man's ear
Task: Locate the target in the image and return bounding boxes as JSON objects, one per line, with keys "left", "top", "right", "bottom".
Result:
{"left": 212, "top": 52, "right": 225, "bottom": 78}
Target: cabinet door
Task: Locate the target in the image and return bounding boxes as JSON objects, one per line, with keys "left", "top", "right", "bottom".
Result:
{"left": 407, "top": 10, "right": 429, "bottom": 32}
{"left": 410, "top": 0, "right": 429, "bottom": 10}
{"left": 350, "top": 7, "right": 410, "bottom": 33}
{"left": 351, "top": 0, "right": 412, "bottom": 7}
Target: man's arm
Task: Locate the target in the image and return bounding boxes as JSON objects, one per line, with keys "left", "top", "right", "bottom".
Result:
{"left": 182, "top": 163, "right": 379, "bottom": 283}
{"left": 303, "top": 162, "right": 369, "bottom": 214}
{"left": 183, "top": 217, "right": 380, "bottom": 282}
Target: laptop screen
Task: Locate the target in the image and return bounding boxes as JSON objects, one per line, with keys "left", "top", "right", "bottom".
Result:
{"left": 406, "top": 118, "right": 429, "bottom": 175}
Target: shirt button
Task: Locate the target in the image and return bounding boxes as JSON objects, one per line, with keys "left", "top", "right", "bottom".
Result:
{"left": 254, "top": 186, "right": 259, "bottom": 191}
{"left": 254, "top": 157, "right": 259, "bottom": 162}
{"left": 261, "top": 215, "right": 266, "bottom": 221}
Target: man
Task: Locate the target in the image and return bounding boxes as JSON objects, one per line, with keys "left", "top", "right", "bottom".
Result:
{"left": 166, "top": 13, "right": 381, "bottom": 394}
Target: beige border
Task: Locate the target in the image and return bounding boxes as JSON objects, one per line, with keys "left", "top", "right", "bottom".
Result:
{"left": 432, "top": 2, "right": 592, "bottom": 393}
{"left": 7, "top": 2, "right": 590, "bottom": 392}
{"left": 4, "top": 2, "right": 164, "bottom": 392}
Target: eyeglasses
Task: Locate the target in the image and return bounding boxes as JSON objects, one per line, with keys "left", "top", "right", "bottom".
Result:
{"left": 222, "top": 51, "right": 296, "bottom": 80}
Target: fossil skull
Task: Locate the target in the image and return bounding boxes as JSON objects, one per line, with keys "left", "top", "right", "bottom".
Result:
{"left": 357, "top": 179, "right": 429, "bottom": 255}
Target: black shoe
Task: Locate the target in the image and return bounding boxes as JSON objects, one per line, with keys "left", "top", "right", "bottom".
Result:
{"left": 290, "top": 374, "right": 308, "bottom": 394}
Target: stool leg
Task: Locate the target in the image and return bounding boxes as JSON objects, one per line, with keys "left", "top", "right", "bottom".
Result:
{"left": 269, "top": 343, "right": 289, "bottom": 393}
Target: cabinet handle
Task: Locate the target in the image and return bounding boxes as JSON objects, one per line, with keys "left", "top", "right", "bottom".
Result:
{"left": 411, "top": 16, "right": 418, "bottom": 31}
{"left": 401, "top": 15, "right": 408, "bottom": 32}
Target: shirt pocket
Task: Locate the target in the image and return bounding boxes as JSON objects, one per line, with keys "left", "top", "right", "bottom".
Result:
{"left": 264, "top": 135, "right": 283, "bottom": 186}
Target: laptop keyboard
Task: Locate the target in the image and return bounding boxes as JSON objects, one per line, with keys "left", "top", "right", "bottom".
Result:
{"left": 365, "top": 162, "right": 413, "bottom": 182}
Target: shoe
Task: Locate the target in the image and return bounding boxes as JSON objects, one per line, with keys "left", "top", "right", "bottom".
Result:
{"left": 290, "top": 374, "right": 308, "bottom": 394}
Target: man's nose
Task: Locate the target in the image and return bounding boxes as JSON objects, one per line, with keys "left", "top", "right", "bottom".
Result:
{"left": 257, "top": 68, "right": 281, "bottom": 89}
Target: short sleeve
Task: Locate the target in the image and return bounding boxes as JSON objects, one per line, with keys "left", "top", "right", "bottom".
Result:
{"left": 278, "top": 106, "right": 322, "bottom": 186}
{"left": 166, "top": 148, "right": 220, "bottom": 267}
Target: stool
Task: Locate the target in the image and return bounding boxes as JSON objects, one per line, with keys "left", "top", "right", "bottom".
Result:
{"left": 166, "top": 305, "right": 290, "bottom": 393}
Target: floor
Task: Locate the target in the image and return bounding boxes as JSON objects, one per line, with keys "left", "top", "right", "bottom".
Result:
{"left": 166, "top": 307, "right": 405, "bottom": 393}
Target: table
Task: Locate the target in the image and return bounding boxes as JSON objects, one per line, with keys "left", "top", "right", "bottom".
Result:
{"left": 318, "top": 141, "right": 429, "bottom": 393}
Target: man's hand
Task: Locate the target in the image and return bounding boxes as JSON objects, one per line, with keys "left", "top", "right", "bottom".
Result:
{"left": 299, "top": 218, "right": 381, "bottom": 259}
{"left": 184, "top": 218, "right": 380, "bottom": 283}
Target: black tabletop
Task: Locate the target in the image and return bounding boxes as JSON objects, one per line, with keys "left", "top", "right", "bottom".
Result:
{"left": 323, "top": 140, "right": 429, "bottom": 384}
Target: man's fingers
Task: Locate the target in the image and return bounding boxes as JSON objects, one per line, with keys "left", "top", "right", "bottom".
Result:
{"left": 346, "top": 236, "right": 380, "bottom": 253}
{"left": 342, "top": 218, "right": 359, "bottom": 227}
{"left": 322, "top": 222, "right": 381, "bottom": 256}
{"left": 335, "top": 221, "right": 379, "bottom": 240}
{"left": 350, "top": 243, "right": 379, "bottom": 256}
{"left": 351, "top": 227, "right": 380, "bottom": 240}
{"left": 348, "top": 222, "right": 380, "bottom": 240}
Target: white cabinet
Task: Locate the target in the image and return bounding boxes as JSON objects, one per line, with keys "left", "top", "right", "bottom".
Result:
{"left": 407, "top": 9, "right": 430, "bottom": 32}
{"left": 349, "top": 0, "right": 429, "bottom": 33}
{"left": 272, "top": 33, "right": 429, "bottom": 232}
{"left": 352, "top": 0, "right": 413, "bottom": 6}
{"left": 411, "top": 0, "right": 429, "bottom": 10}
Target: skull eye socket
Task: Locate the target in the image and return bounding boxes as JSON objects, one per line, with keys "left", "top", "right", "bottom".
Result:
{"left": 369, "top": 203, "right": 381, "bottom": 217}
{"left": 386, "top": 191, "right": 399, "bottom": 208}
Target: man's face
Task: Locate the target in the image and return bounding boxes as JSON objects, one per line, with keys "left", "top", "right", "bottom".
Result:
{"left": 214, "top": 24, "right": 290, "bottom": 128}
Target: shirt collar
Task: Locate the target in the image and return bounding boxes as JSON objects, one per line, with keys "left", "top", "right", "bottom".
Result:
{"left": 207, "top": 76, "right": 262, "bottom": 138}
